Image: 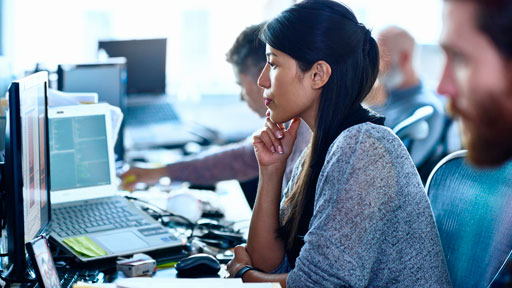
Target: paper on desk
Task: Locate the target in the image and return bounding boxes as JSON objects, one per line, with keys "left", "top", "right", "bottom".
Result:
{"left": 116, "top": 278, "right": 276, "bottom": 288}
{"left": 73, "top": 279, "right": 279, "bottom": 288}
{"left": 109, "top": 104, "right": 123, "bottom": 146}
{"left": 48, "top": 89, "right": 98, "bottom": 107}
{"left": 73, "top": 283, "right": 116, "bottom": 288}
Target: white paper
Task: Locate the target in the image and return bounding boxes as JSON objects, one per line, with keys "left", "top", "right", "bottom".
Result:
{"left": 48, "top": 88, "right": 98, "bottom": 107}
{"left": 116, "top": 278, "right": 244, "bottom": 288}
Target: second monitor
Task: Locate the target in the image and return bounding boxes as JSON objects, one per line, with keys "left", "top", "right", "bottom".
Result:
{"left": 98, "top": 38, "right": 166, "bottom": 95}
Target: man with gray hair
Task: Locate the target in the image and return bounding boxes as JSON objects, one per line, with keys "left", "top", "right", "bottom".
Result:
{"left": 371, "top": 26, "right": 447, "bottom": 181}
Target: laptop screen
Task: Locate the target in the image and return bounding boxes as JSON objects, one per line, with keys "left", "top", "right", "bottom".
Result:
{"left": 49, "top": 114, "right": 111, "bottom": 191}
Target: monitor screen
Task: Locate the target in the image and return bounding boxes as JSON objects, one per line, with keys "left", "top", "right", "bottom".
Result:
{"left": 4, "top": 71, "right": 50, "bottom": 281}
{"left": 57, "top": 60, "right": 126, "bottom": 161}
{"left": 49, "top": 114, "right": 110, "bottom": 191}
{"left": 98, "top": 38, "right": 166, "bottom": 95}
{"left": 57, "top": 61, "right": 126, "bottom": 112}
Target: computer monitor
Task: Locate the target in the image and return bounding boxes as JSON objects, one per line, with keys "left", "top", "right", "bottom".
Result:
{"left": 2, "top": 71, "right": 50, "bottom": 282}
{"left": 98, "top": 38, "right": 166, "bottom": 95}
{"left": 57, "top": 59, "right": 126, "bottom": 161}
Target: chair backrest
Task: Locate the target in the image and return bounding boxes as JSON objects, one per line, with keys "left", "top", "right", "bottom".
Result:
{"left": 392, "top": 105, "right": 434, "bottom": 167}
{"left": 392, "top": 105, "right": 434, "bottom": 140}
{"left": 426, "top": 150, "right": 512, "bottom": 288}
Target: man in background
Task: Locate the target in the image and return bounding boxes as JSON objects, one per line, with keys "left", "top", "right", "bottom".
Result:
{"left": 121, "top": 23, "right": 311, "bottom": 208}
{"left": 437, "top": 0, "right": 512, "bottom": 285}
{"left": 370, "top": 26, "right": 447, "bottom": 181}
{"left": 437, "top": 0, "right": 512, "bottom": 167}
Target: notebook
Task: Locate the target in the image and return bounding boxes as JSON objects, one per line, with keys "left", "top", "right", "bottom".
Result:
{"left": 48, "top": 103, "right": 184, "bottom": 262}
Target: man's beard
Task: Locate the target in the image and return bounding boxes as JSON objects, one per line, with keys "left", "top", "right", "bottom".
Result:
{"left": 380, "top": 63, "right": 404, "bottom": 92}
{"left": 449, "top": 88, "right": 512, "bottom": 167}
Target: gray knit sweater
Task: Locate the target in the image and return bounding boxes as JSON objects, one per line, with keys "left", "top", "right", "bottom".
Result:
{"left": 274, "top": 122, "right": 451, "bottom": 287}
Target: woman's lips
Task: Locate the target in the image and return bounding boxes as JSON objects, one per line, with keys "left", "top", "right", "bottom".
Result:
{"left": 264, "top": 98, "right": 273, "bottom": 106}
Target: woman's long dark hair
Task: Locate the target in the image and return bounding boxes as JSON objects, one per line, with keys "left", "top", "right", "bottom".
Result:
{"left": 260, "top": 0, "right": 383, "bottom": 267}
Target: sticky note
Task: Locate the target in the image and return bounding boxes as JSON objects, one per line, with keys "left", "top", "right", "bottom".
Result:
{"left": 63, "top": 236, "right": 107, "bottom": 258}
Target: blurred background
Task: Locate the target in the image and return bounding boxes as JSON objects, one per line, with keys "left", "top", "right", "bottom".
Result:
{"left": 0, "top": 0, "right": 445, "bottom": 98}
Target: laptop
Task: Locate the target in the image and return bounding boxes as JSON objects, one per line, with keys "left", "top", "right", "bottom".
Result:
{"left": 97, "top": 38, "right": 210, "bottom": 149}
{"left": 48, "top": 103, "right": 184, "bottom": 262}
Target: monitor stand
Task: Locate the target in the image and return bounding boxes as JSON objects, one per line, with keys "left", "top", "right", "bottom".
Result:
{"left": 1, "top": 263, "right": 36, "bottom": 284}
{"left": 0, "top": 162, "right": 36, "bottom": 284}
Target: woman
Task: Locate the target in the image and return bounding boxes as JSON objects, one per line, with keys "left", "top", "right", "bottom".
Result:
{"left": 227, "top": 0, "right": 451, "bottom": 287}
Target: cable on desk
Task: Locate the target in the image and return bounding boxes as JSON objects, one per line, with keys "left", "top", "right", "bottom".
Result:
{"left": 123, "top": 195, "right": 195, "bottom": 225}
{"left": 123, "top": 195, "right": 197, "bottom": 242}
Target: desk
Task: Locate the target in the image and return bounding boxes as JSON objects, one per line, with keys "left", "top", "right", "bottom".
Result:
{"left": 1, "top": 180, "right": 253, "bottom": 288}
{"left": 110, "top": 180, "right": 257, "bottom": 286}
{"left": 123, "top": 180, "right": 252, "bottom": 230}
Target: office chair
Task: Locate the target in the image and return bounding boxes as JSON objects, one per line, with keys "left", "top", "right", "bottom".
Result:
{"left": 392, "top": 105, "right": 434, "bottom": 160}
{"left": 392, "top": 105, "right": 434, "bottom": 140}
{"left": 426, "top": 150, "right": 512, "bottom": 288}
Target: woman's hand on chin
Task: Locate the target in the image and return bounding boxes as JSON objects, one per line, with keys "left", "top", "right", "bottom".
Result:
{"left": 253, "top": 117, "right": 301, "bottom": 169}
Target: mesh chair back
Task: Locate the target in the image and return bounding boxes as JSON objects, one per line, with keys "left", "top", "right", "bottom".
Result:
{"left": 426, "top": 150, "right": 512, "bottom": 288}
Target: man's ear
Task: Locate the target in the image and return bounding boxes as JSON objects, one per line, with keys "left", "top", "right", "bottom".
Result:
{"left": 399, "top": 50, "right": 411, "bottom": 68}
{"left": 311, "top": 61, "right": 332, "bottom": 89}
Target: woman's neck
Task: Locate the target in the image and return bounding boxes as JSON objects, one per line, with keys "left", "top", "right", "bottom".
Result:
{"left": 301, "top": 97, "right": 319, "bottom": 133}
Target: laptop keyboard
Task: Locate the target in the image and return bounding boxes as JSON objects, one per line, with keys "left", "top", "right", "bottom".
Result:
{"left": 52, "top": 199, "right": 152, "bottom": 238}
{"left": 125, "top": 102, "right": 179, "bottom": 126}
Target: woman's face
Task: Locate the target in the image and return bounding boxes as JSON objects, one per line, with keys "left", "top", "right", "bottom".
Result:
{"left": 257, "top": 45, "right": 319, "bottom": 125}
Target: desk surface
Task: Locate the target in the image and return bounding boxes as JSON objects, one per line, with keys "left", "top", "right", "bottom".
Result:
{"left": 123, "top": 180, "right": 252, "bottom": 228}
{"left": 1, "top": 180, "right": 252, "bottom": 288}
{"left": 112, "top": 180, "right": 255, "bottom": 286}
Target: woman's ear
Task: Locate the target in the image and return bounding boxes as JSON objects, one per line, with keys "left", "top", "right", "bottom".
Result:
{"left": 311, "top": 61, "right": 332, "bottom": 89}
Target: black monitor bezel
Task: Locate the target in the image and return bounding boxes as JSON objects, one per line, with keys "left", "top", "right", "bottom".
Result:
{"left": 3, "top": 71, "right": 51, "bottom": 282}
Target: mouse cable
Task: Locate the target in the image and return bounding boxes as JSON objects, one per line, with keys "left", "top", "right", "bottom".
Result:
{"left": 123, "top": 196, "right": 245, "bottom": 246}
{"left": 139, "top": 206, "right": 200, "bottom": 243}
{"left": 141, "top": 206, "right": 195, "bottom": 230}
{"left": 123, "top": 195, "right": 195, "bottom": 227}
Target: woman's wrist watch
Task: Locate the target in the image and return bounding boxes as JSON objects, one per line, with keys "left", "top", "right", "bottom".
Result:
{"left": 235, "top": 265, "right": 262, "bottom": 278}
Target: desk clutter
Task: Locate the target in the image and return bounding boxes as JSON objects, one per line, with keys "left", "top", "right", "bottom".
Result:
{"left": 9, "top": 188, "right": 247, "bottom": 288}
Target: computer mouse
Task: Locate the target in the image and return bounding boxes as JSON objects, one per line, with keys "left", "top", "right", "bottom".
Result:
{"left": 175, "top": 253, "right": 221, "bottom": 277}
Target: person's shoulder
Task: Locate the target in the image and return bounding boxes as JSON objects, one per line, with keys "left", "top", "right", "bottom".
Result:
{"left": 326, "top": 122, "right": 409, "bottom": 167}
{"left": 331, "top": 122, "right": 397, "bottom": 150}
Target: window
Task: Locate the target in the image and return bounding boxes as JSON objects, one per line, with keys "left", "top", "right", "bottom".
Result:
{"left": 4, "top": 0, "right": 444, "bottom": 96}
{"left": 4, "top": 0, "right": 271, "bottom": 97}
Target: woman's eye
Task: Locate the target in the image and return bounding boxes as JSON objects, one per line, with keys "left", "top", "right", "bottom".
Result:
{"left": 268, "top": 61, "right": 276, "bottom": 68}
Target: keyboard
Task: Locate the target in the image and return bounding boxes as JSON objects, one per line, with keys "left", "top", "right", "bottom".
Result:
{"left": 52, "top": 199, "right": 152, "bottom": 238}
{"left": 58, "top": 269, "right": 104, "bottom": 288}
{"left": 125, "top": 102, "right": 180, "bottom": 126}
{"left": 28, "top": 269, "right": 104, "bottom": 288}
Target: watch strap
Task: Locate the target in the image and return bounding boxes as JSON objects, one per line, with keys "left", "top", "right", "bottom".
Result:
{"left": 235, "top": 265, "right": 261, "bottom": 278}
